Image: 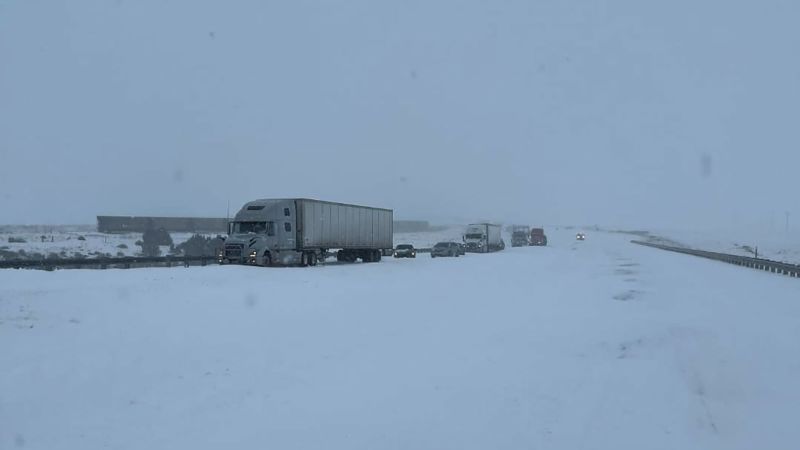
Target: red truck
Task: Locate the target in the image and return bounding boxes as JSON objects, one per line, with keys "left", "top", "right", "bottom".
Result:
{"left": 530, "top": 228, "right": 548, "bottom": 246}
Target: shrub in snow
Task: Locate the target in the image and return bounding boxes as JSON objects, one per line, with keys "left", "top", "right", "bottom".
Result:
{"left": 174, "top": 234, "right": 224, "bottom": 257}
{"left": 137, "top": 227, "right": 172, "bottom": 257}
{"left": 117, "top": 244, "right": 128, "bottom": 249}
{"left": 8, "top": 237, "right": 26, "bottom": 243}
{"left": 77, "top": 236, "right": 86, "bottom": 241}
{"left": 142, "top": 228, "right": 172, "bottom": 247}
{"left": 0, "top": 249, "right": 21, "bottom": 260}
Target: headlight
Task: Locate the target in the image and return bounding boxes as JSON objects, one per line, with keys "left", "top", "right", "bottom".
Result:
{"left": 249, "top": 250, "right": 257, "bottom": 257}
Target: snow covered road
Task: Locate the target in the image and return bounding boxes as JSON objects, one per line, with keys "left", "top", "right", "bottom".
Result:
{"left": 2, "top": 230, "right": 799, "bottom": 449}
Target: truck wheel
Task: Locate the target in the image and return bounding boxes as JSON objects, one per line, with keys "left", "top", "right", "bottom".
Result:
{"left": 263, "top": 253, "right": 272, "bottom": 267}
{"left": 308, "top": 252, "right": 317, "bottom": 266}
{"left": 374, "top": 250, "right": 382, "bottom": 262}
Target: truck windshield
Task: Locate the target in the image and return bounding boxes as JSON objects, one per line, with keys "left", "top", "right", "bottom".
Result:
{"left": 465, "top": 233, "right": 483, "bottom": 239}
{"left": 232, "top": 221, "right": 271, "bottom": 234}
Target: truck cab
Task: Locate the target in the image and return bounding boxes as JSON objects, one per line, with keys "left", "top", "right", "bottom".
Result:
{"left": 221, "top": 199, "right": 299, "bottom": 266}
{"left": 511, "top": 225, "right": 531, "bottom": 247}
{"left": 463, "top": 223, "right": 502, "bottom": 253}
{"left": 530, "top": 228, "right": 548, "bottom": 246}
{"left": 463, "top": 225, "right": 489, "bottom": 253}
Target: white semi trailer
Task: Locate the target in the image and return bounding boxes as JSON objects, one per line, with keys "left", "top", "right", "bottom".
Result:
{"left": 221, "top": 198, "right": 393, "bottom": 266}
{"left": 463, "top": 223, "right": 504, "bottom": 253}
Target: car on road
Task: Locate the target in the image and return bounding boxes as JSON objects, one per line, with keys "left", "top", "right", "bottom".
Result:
{"left": 455, "top": 242, "right": 466, "bottom": 255}
{"left": 431, "top": 242, "right": 461, "bottom": 258}
{"left": 576, "top": 233, "right": 586, "bottom": 241}
{"left": 394, "top": 244, "right": 416, "bottom": 258}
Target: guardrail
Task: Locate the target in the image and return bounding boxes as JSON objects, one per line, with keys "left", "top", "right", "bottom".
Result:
{"left": 0, "top": 255, "right": 219, "bottom": 270}
{"left": 631, "top": 241, "right": 800, "bottom": 278}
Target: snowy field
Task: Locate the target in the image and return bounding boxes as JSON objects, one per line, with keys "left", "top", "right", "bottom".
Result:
{"left": 643, "top": 229, "right": 800, "bottom": 265}
{"left": 0, "top": 228, "right": 219, "bottom": 259}
{"left": 2, "top": 229, "right": 799, "bottom": 450}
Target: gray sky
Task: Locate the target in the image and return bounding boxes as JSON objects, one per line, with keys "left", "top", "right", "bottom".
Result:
{"left": 1, "top": 0, "right": 798, "bottom": 230}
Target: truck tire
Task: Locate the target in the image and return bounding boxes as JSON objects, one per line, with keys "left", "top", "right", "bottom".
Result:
{"left": 308, "top": 252, "right": 317, "bottom": 266}
{"left": 374, "top": 250, "right": 382, "bottom": 262}
{"left": 263, "top": 252, "right": 272, "bottom": 267}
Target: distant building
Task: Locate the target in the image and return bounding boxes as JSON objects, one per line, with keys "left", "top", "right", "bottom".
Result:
{"left": 97, "top": 216, "right": 228, "bottom": 233}
{"left": 99, "top": 216, "right": 436, "bottom": 235}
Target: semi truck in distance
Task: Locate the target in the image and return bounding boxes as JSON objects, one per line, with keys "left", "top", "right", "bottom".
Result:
{"left": 220, "top": 198, "right": 393, "bottom": 267}
{"left": 463, "top": 223, "right": 504, "bottom": 253}
{"left": 530, "top": 227, "right": 548, "bottom": 246}
{"left": 511, "top": 225, "right": 531, "bottom": 247}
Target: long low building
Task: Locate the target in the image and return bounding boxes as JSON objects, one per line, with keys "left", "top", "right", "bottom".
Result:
{"left": 97, "top": 216, "right": 229, "bottom": 233}
{"left": 98, "top": 216, "right": 433, "bottom": 235}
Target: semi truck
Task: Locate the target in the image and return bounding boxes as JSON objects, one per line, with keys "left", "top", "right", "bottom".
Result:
{"left": 220, "top": 198, "right": 393, "bottom": 266}
{"left": 463, "top": 223, "right": 504, "bottom": 253}
{"left": 530, "top": 228, "right": 548, "bottom": 246}
{"left": 511, "top": 225, "right": 531, "bottom": 247}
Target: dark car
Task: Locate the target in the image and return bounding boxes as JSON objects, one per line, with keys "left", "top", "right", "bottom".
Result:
{"left": 431, "top": 242, "right": 461, "bottom": 258}
{"left": 576, "top": 232, "right": 586, "bottom": 241}
{"left": 455, "top": 242, "right": 466, "bottom": 255}
{"left": 394, "top": 244, "right": 416, "bottom": 258}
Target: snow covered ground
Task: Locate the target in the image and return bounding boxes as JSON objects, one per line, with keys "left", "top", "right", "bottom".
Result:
{"left": 639, "top": 229, "right": 800, "bottom": 265}
{"left": 2, "top": 229, "right": 799, "bottom": 449}
{"left": 0, "top": 228, "right": 220, "bottom": 259}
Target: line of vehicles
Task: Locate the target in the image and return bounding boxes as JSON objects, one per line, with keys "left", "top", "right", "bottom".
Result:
{"left": 217, "top": 198, "right": 555, "bottom": 267}
{"left": 511, "top": 225, "right": 548, "bottom": 247}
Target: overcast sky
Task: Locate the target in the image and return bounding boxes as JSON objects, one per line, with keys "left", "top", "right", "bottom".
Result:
{"left": 1, "top": 0, "right": 798, "bottom": 230}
